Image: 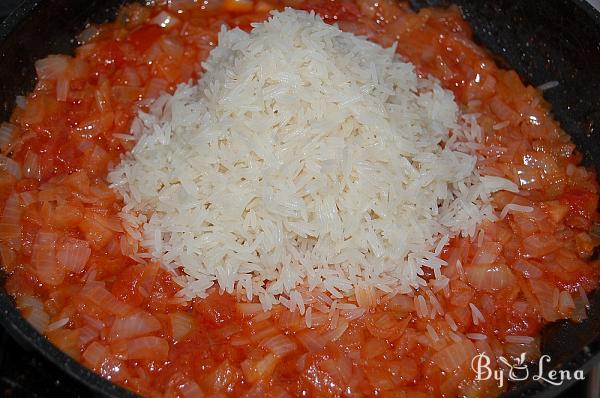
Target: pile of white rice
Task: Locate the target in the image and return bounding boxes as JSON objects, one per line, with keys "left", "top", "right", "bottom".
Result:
{"left": 108, "top": 9, "right": 517, "bottom": 310}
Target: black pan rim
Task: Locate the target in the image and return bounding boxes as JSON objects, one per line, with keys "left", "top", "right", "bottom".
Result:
{"left": 1, "top": 1, "right": 600, "bottom": 398}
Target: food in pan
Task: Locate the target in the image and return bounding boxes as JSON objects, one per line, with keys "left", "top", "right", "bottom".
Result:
{"left": 0, "top": 0, "right": 598, "bottom": 397}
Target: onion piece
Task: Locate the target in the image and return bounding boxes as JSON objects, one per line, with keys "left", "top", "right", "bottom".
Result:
{"left": 0, "top": 155, "right": 20, "bottom": 180}
{"left": 296, "top": 330, "right": 327, "bottom": 353}
{"left": 121, "top": 336, "right": 169, "bottom": 361}
{"left": 465, "top": 263, "right": 515, "bottom": 291}
{"left": 35, "top": 55, "right": 70, "bottom": 80}
{"left": 169, "top": 312, "right": 195, "bottom": 341}
{"left": 241, "top": 353, "right": 279, "bottom": 383}
{"left": 431, "top": 339, "right": 478, "bottom": 372}
{"left": 57, "top": 238, "right": 91, "bottom": 273}
{"left": 178, "top": 380, "right": 204, "bottom": 398}
{"left": 558, "top": 291, "right": 575, "bottom": 315}
{"left": 79, "top": 324, "right": 99, "bottom": 346}
{"left": 17, "top": 296, "right": 49, "bottom": 333}
{"left": 529, "top": 280, "right": 560, "bottom": 322}
{"left": 1, "top": 192, "right": 21, "bottom": 226}
{"left": 260, "top": 334, "right": 297, "bottom": 357}
{"left": 108, "top": 311, "right": 161, "bottom": 341}
{"left": 362, "top": 337, "right": 389, "bottom": 359}
{"left": 366, "top": 312, "right": 411, "bottom": 339}
{"left": 81, "top": 284, "right": 132, "bottom": 316}
{"left": 471, "top": 242, "right": 502, "bottom": 266}
{"left": 152, "top": 11, "right": 179, "bottom": 28}
{"left": 0, "top": 122, "right": 15, "bottom": 147}
{"left": 83, "top": 341, "right": 109, "bottom": 368}
{"left": 76, "top": 24, "right": 100, "bottom": 44}
{"left": 321, "top": 316, "right": 349, "bottom": 342}
{"left": 522, "top": 233, "right": 559, "bottom": 258}
{"left": 56, "top": 79, "right": 70, "bottom": 102}
{"left": 159, "top": 36, "right": 184, "bottom": 59}
{"left": 32, "top": 231, "right": 65, "bottom": 286}
{"left": 23, "top": 150, "right": 41, "bottom": 180}
{"left": 512, "top": 260, "right": 543, "bottom": 279}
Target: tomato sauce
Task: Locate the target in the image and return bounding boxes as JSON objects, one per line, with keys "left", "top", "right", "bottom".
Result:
{"left": 1, "top": 1, "right": 599, "bottom": 397}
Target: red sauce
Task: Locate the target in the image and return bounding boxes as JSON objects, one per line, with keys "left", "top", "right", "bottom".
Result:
{"left": 1, "top": 1, "right": 599, "bottom": 397}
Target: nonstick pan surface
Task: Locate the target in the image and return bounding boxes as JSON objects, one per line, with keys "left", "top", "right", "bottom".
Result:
{"left": 1, "top": 1, "right": 600, "bottom": 397}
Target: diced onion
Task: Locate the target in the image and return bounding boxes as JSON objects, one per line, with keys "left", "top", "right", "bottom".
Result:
{"left": 558, "top": 291, "right": 575, "bottom": 314}
{"left": 159, "top": 36, "right": 184, "bottom": 58}
{"left": 431, "top": 339, "right": 477, "bottom": 372}
{"left": 529, "top": 280, "right": 560, "bottom": 322}
{"left": 0, "top": 155, "right": 21, "bottom": 179}
{"left": 32, "top": 231, "right": 64, "bottom": 286}
{"left": 15, "top": 96, "right": 27, "bottom": 109}
{"left": 57, "top": 238, "right": 91, "bottom": 273}
{"left": 362, "top": 337, "right": 389, "bottom": 359}
{"left": 241, "top": 353, "right": 279, "bottom": 383}
{"left": 512, "top": 260, "right": 543, "bottom": 279}
{"left": 82, "top": 341, "right": 109, "bottom": 368}
{"left": 471, "top": 242, "right": 502, "bottom": 266}
{"left": 296, "top": 330, "right": 327, "bottom": 353}
{"left": 108, "top": 311, "right": 161, "bottom": 341}
{"left": 152, "top": 11, "right": 179, "bottom": 28}
{"left": 261, "top": 334, "right": 297, "bottom": 357}
{"left": 0, "top": 123, "right": 16, "bottom": 147}
{"left": 179, "top": 380, "right": 204, "bottom": 398}
{"left": 465, "top": 263, "right": 514, "bottom": 291}
{"left": 366, "top": 312, "right": 411, "bottom": 339}
{"left": 169, "top": 312, "right": 195, "bottom": 341}
{"left": 81, "top": 285, "right": 132, "bottom": 316}
{"left": 76, "top": 24, "right": 100, "bottom": 44}
{"left": 35, "top": 55, "right": 70, "bottom": 80}
{"left": 321, "top": 316, "right": 349, "bottom": 342}
{"left": 23, "top": 151, "right": 41, "bottom": 180}
{"left": 18, "top": 296, "right": 49, "bottom": 333}
{"left": 56, "top": 79, "right": 70, "bottom": 102}
{"left": 79, "top": 325, "right": 99, "bottom": 346}
{"left": 122, "top": 336, "right": 169, "bottom": 361}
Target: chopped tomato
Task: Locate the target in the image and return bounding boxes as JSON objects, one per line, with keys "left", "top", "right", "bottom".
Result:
{"left": 128, "top": 24, "right": 163, "bottom": 52}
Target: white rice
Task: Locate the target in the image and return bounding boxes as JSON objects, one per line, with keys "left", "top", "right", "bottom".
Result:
{"left": 466, "top": 333, "right": 487, "bottom": 341}
{"left": 469, "top": 302, "right": 485, "bottom": 325}
{"left": 108, "top": 8, "right": 516, "bottom": 310}
{"left": 426, "top": 324, "right": 439, "bottom": 342}
{"left": 45, "top": 317, "right": 70, "bottom": 332}
{"left": 444, "top": 313, "right": 458, "bottom": 331}
{"left": 505, "top": 335, "right": 535, "bottom": 344}
{"left": 500, "top": 203, "right": 534, "bottom": 219}
{"left": 536, "top": 81, "right": 559, "bottom": 91}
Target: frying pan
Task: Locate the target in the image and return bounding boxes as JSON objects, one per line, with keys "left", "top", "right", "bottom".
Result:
{"left": 1, "top": 0, "right": 600, "bottom": 397}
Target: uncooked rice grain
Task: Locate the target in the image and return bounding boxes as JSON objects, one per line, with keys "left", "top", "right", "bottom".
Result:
{"left": 109, "top": 8, "right": 517, "bottom": 310}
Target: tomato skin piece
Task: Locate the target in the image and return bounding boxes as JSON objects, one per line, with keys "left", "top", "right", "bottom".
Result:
{"left": 127, "top": 24, "right": 163, "bottom": 52}
{"left": 93, "top": 41, "right": 126, "bottom": 72}
{"left": 560, "top": 189, "right": 599, "bottom": 229}
{"left": 111, "top": 264, "right": 145, "bottom": 307}
{"left": 193, "top": 292, "right": 238, "bottom": 326}
{"left": 48, "top": 203, "right": 84, "bottom": 229}
{"left": 560, "top": 190, "right": 598, "bottom": 219}
{"left": 78, "top": 211, "right": 114, "bottom": 250}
